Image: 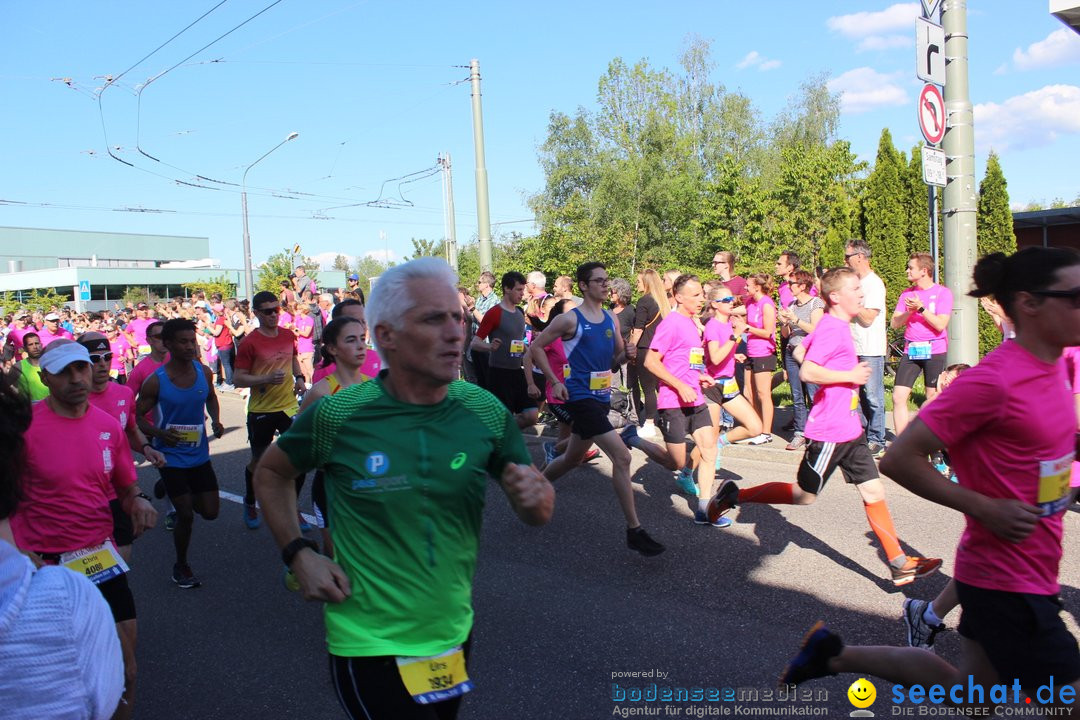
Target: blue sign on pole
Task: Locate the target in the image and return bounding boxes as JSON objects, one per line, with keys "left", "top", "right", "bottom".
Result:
{"left": 79, "top": 280, "right": 91, "bottom": 301}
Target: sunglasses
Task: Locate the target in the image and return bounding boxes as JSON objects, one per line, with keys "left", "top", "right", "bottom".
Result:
{"left": 1031, "top": 287, "right": 1080, "bottom": 308}
{"left": 89, "top": 352, "right": 114, "bottom": 363}
{"left": 147, "top": 333, "right": 163, "bottom": 340}
{"left": 845, "top": 252, "right": 863, "bottom": 259}
{"left": 257, "top": 307, "right": 281, "bottom": 315}
{"left": 712, "top": 296, "right": 735, "bottom": 304}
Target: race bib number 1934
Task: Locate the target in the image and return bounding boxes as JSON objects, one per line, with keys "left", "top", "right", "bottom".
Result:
{"left": 396, "top": 646, "right": 473, "bottom": 705}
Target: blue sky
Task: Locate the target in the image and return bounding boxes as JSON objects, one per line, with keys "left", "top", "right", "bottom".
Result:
{"left": 3, "top": 1, "right": 1078, "bottom": 273}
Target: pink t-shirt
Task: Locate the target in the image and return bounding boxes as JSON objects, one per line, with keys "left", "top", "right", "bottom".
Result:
{"left": 36, "top": 326, "right": 73, "bottom": 347}
{"left": 125, "top": 317, "right": 153, "bottom": 350}
{"left": 88, "top": 382, "right": 136, "bottom": 434}
{"left": 128, "top": 354, "right": 167, "bottom": 425}
{"left": 294, "top": 315, "right": 315, "bottom": 354}
{"left": 543, "top": 339, "right": 568, "bottom": 406}
{"left": 801, "top": 314, "right": 861, "bottom": 443}
{"left": 279, "top": 311, "right": 294, "bottom": 331}
{"left": 1062, "top": 346, "right": 1080, "bottom": 488}
{"left": 109, "top": 336, "right": 130, "bottom": 376}
{"left": 6, "top": 323, "right": 30, "bottom": 350}
{"left": 312, "top": 349, "right": 382, "bottom": 385}
{"left": 12, "top": 402, "right": 136, "bottom": 554}
{"left": 703, "top": 318, "right": 736, "bottom": 378}
{"left": 895, "top": 284, "right": 953, "bottom": 355}
{"left": 650, "top": 311, "right": 705, "bottom": 409}
{"left": 745, "top": 296, "right": 776, "bottom": 358}
{"left": 920, "top": 341, "right": 1075, "bottom": 595}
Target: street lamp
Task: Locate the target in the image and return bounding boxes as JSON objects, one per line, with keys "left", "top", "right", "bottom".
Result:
{"left": 241, "top": 131, "right": 299, "bottom": 300}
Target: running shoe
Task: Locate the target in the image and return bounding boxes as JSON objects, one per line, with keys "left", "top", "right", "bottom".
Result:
{"left": 902, "top": 598, "right": 946, "bottom": 649}
{"left": 675, "top": 468, "right": 698, "bottom": 496}
{"left": 785, "top": 433, "right": 807, "bottom": 451}
{"left": 638, "top": 422, "right": 660, "bottom": 440}
{"left": 244, "top": 504, "right": 261, "bottom": 530}
{"left": 867, "top": 442, "right": 886, "bottom": 460}
{"left": 583, "top": 448, "right": 601, "bottom": 462}
{"left": 746, "top": 433, "right": 771, "bottom": 446}
{"left": 779, "top": 621, "right": 842, "bottom": 686}
{"left": 626, "top": 526, "right": 665, "bottom": 556}
{"left": 619, "top": 424, "right": 640, "bottom": 449}
{"left": 543, "top": 441, "right": 559, "bottom": 466}
{"left": 694, "top": 509, "right": 732, "bottom": 528}
{"left": 153, "top": 478, "right": 166, "bottom": 500}
{"left": 706, "top": 480, "right": 740, "bottom": 523}
{"left": 172, "top": 563, "right": 202, "bottom": 589}
{"left": 890, "top": 556, "right": 942, "bottom": 586}
{"left": 164, "top": 511, "right": 177, "bottom": 531}
{"left": 298, "top": 512, "right": 312, "bottom": 533}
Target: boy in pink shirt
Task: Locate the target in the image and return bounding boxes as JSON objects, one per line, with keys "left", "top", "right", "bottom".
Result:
{"left": 890, "top": 252, "right": 953, "bottom": 435}
{"left": 781, "top": 247, "right": 1080, "bottom": 701}
{"left": 709, "top": 268, "right": 940, "bottom": 585}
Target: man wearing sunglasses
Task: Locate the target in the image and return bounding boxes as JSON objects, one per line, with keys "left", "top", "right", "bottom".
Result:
{"left": 234, "top": 291, "right": 306, "bottom": 530}
{"left": 80, "top": 332, "right": 167, "bottom": 566}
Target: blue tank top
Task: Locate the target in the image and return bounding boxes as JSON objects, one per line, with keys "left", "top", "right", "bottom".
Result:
{"left": 563, "top": 307, "right": 616, "bottom": 403}
{"left": 152, "top": 361, "right": 209, "bottom": 468}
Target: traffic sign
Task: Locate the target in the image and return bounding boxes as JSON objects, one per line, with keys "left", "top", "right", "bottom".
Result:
{"left": 920, "top": 0, "right": 941, "bottom": 21}
{"left": 916, "top": 17, "right": 946, "bottom": 86}
{"left": 922, "top": 146, "right": 947, "bottom": 187}
{"left": 917, "top": 84, "right": 946, "bottom": 145}
{"left": 79, "top": 280, "right": 91, "bottom": 301}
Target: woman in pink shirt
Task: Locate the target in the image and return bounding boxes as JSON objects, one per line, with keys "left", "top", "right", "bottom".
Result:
{"left": 703, "top": 284, "right": 762, "bottom": 449}
{"left": 293, "top": 303, "right": 315, "bottom": 386}
{"left": 742, "top": 273, "right": 777, "bottom": 444}
{"left": 780, "top": 247, "right": 1080, "bottom": 702}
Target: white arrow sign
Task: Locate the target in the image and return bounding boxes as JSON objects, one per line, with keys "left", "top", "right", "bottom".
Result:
{"left": 916, "top": 17, "right": 946, "bottom": 86}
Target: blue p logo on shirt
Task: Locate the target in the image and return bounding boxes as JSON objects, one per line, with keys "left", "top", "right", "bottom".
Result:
{"left": 365, "top": 451, "right": 390, "bottom": 476}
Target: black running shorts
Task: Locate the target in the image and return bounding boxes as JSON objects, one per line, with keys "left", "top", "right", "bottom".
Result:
{"left": 565, "top": 398, "right": 614, "bottom": 440}
{"left": 247, "top": 411, "right": 294, "bottom": 456}
{"left": 659, "top": 404, "right": 713, "bottom": 443}
{"left": 109, "top": 498, "right": 135, "bottom": 547}
{"left": 549, "top": 402, "right": 573, "bottom": 426}
{"left": 487, "top": 367, "right": 534, "bottom": 414}
{"left": 895, "top": 352, "right": 946, "bottom": 390}
{"left": 796, "top": 434, "right": 878, "bottom": 495}
{"left": 160, "top": 461, "right": 220, "bottom": 499}
{"left": 704, "top": 376, "right": 741, "bottom": 405}
{"left": 748, "top": 355, "right": 777, "bottom": 373}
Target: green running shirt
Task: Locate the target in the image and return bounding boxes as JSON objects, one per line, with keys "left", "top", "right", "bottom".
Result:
{"left": 277, "top": 377, "right": 531, "bottom": 657}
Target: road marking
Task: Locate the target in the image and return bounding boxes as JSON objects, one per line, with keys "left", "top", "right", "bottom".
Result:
{"left": 217, "top": 489, "right": 316, "bottom": 525}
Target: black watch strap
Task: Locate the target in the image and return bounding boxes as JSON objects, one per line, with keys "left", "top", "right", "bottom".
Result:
{"left": 282, "top": 537, "right": 319, "bottom": 567}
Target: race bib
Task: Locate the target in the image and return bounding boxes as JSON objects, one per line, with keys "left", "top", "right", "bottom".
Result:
{"left": 689, "top": 347, "right": 705, "bottom": 371}
{"left": 1037, "top": 453, "right": 1074, "bottom": 517}
{"left": 722, "top": 377, "right": 739, "bottom": 396}
{"left": 907, "top": 341, "right": 932, "bottom": 360}
{"left": 60, "top": 540, "right": 129, "bottom": 585}
{"left": 396, "top": 646, "right": 473, "bottom": 705}
{"left": 167, "top": 423, "right": 203, "bottom": 448}
{"left": 850, "top": 390, "right": 859, "bottom": 412}
{"left": 589, "top": 370, "right": 612, "bottom": 392}
{"left": 109, "top": 369, "right": 119, "bottom": 379}
{"left": 508, "top": 339, "right": 526, "bottom": 357}
{"left": 562, "top": 364, "right": 571, "bottom": 379}
{"left": 138, "top": 344, "right": 151, "bottom": 355}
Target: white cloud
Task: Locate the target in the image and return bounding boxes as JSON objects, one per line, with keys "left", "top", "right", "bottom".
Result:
{"left": 737, "top": 51, "right": 782, "bottom": 71}
{"left": 311, "top": 251, "right": 355, "bottom": 270}
{"left": 857, "top": 34, "right": 910, "bottom": 52}
{"left": 827, "top": 3, "right": 919, "bottom": 36}
{"left": 362, "top": 249, "right": 398, "bottom": 262}
{"left": 974, "top": 85, "right": 1080, "bottom": 152}
{"left": 1013, "top": 29, "right": 1080, "bottom": 71}
{"left": 827, "top": 67, "right": 909, "bottom": 114}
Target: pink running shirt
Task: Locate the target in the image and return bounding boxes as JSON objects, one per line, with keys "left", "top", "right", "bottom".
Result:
{"left": 294, "top": 315, "right": 315, "bottom": 354}
{"left": 801, "top": 314, "right": 861, "bottom": 443}
{"left": 88, "top": 382, "right": 137, "bottom": 502}
{"left": 311, "top": 349, "right": 382, "bottom": 385}
{"left": 12, "top": 402, "right": 136, "bottom": 554}
{"left": 920, "top": 340, "right": 1075, "bottom": 595}
{"left": 543, "top": 338, "right": 568, "bottom": 406}
{"left": 745, "top": 296, "right": 776, "bottom": 358}
{"left": 649, "top": 311, "right": 705, "bottom": 409}
{"left": 895, "top": 284, "right": 953, "bottom": 355}
{"left": 703, "top": 318, "right": 736, "bottom": 379}
{"left": 109, "top": 336, "right": 131, "bottom": 377}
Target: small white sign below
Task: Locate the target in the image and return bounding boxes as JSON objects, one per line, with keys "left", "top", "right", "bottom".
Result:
{"left": 922, "top": 146, "right": 947, "bottom": 187}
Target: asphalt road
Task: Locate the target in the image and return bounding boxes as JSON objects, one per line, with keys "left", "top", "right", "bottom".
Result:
{"left": 124, "top": 391, "right": 1080, "bottom": 720}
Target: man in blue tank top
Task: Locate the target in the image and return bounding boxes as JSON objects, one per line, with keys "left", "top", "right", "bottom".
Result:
{"left": 136, "top": 319, "right": 224, "bottom": 588}
{"left": 529, "top": 262, "right": 665, "bottom": 556}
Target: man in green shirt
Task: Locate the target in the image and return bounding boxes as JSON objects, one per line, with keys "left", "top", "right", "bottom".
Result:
{"left": 255, "top": 257, "right": 553, "bottom": 720}
{"left": 16, "top": 333, "right": 49, "bottom": 401}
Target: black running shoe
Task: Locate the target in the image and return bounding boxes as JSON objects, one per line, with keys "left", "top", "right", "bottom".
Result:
{"left": 626, "top": 527, "right": 665, "bottom": 556}
{"left": 707, "top": 480, "right": 739, "bottom": 523}
{"left": 172, "top": 563, "right": 202, "bottom": 589}
{"left": 780, "top": 621, "right": 843, "bottom": 686}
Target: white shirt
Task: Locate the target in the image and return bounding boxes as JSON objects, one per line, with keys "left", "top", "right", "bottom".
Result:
{"left": 851, "top": 270, "right": 887, "bottom": 356}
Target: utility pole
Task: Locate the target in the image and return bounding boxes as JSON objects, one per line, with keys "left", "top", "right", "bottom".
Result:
{"left": 941, "top": 0, "right": 979, "bottom": 365}
{"left": 469, "top": 59, "right": 493, "bottom": 272}
{"left": 438, "top": 153, "right": 459, "bottom": 272}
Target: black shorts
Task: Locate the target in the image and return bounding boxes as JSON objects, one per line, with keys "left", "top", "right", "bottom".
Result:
{"left": 565, "top": 398, "right": 614, "bottom": 440}
{"left": 549, "top": 403, "right": 573, "bottom": 426}
{"left": 531, "top": 372, "right": 547, "bottom": 405}
{"left": 109, "top": 498, "right": 134, "bottom": 547}
{"left": 748, "top": 355, "right": 777, "bottom": 373}
{"left": 160, "top": 461, "right": 219, "bottom": 499}
{"left": 704, "top": 376, "right": 741, "bottom": 405}
{"left": 895, "top": 352, "right": 946, "bottom": 389}
{"left": 330, "top": 638, "right": 472, "bottom": 720}
{"left": 312, "top": 469, "right": 329, "bottom": 529}
{"left": 487, "top": 367, "right": 535, "bottom": 414}
{"left": 98, "top": 573, "right": 137, "bottom": 623}
{"left": 247, "top": 410, "right": 294, "bottom": 456}
{"left": 659, "top": 404, "right": 713, "bottom": 443}
{"left": 796, "top": 434, "right": 878, "bottom": 495}
{"left": 956, "top": 581, "right": 1080, "bottom": 691}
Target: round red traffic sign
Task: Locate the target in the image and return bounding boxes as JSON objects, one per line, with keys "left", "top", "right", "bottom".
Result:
{"left": 918, "top": 84, "right": 946, "bottom": 146}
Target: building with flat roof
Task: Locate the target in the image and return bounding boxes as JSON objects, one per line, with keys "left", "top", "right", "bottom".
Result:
{"left": 0, "top": 226, "right": 246, "bottom": 311}
{"left": 1013, "top": 206, "right": 1080, "bottom": 252}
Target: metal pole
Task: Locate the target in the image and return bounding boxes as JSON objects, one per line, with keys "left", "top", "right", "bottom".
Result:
{"left": 941, "top": 0, "right": 978, "bottom": 364}
{"left": 440, "top": 153, "right": 459, "bottom": 272}
{"left": 929, "top": 185, "right": 939, "bottom": 283}
{"left": 469, "top": 59, "right": 493, "bottom": 271}
{"left": 241, "top": 132, "right": 299, "bottom": 301}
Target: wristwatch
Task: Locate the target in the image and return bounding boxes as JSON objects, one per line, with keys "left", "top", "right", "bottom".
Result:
{"left": 914, "top": 306, "right": 924, "bottom": 314}
{"left": 282, "top": 537, "right": 319, "bottom": 567}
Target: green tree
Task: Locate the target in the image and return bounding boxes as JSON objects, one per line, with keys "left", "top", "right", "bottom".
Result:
{"left": 182, "top": 275, "right": 237, "bottom": 300}
{"left": 120, "top": 286, "right": 159, "bottom": 306}
{"left": 256, "top": 248, "right": 319, "bottom": 294}
{"left": 975, "top": 151, "right": 1017, "bottom": 355}
{"left": 405, "top": 238, "right": 443, "bottom": 261}
{"left": 351, "top": 254, "right": 395, "bottom": 297}
{"left": 859, "top": 129, "right": 909, "bottom": 311}
{"left": 331, "top": 254, "right": 351, "bottom": 272}
{"left": 0, "top": 288, "right": 72, "bottom": 315}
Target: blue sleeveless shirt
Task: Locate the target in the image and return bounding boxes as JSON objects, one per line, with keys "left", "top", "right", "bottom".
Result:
{"left": 563, "top": 307, "right": 616, "bottom": 403}
{"left": 152, "top": 361, "right": 209, "bottom": 468}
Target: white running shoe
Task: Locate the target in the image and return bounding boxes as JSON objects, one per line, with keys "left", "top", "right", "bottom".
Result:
{"left": 746, "top": 433, "right": 772, "bottom": 446}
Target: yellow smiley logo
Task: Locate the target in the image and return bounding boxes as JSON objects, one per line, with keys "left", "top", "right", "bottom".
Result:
{"left": 847, "top": 678, "right": 876, "bottom": 709}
